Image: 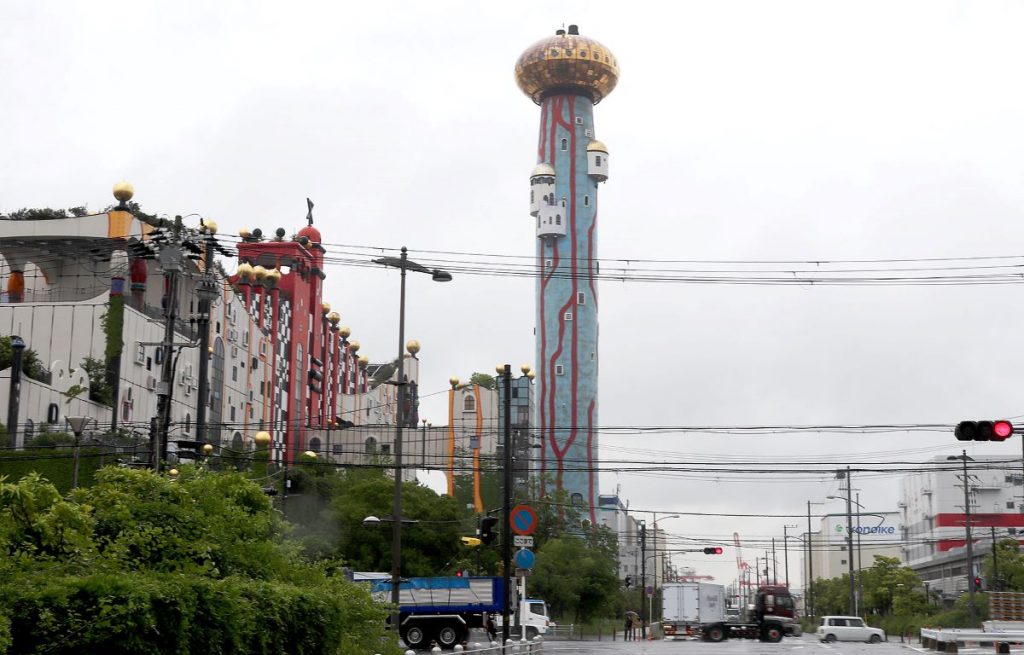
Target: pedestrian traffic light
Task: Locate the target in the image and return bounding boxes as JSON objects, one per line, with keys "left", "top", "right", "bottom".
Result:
{"left": 624, "top": 576, "right": 632, "bottom": 588}
{"left": 955, "top": 420, "right": 1014, "bottom": 442}
{"left": 703, "top": 547, "right": 724, "bottom": 555}
{"left": 480, "top": 516, "right": 498, "bottom": 545}
{"left": 974, "top": 576, "right": 983, "bottom": 591}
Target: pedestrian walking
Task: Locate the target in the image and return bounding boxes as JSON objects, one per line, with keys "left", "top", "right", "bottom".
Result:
{"left": 624, "top": 613, "right": 633, "bottom": 641}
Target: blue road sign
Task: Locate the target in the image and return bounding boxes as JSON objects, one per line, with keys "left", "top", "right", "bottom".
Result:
{"left": 514, "top": 548, "right": 535, "bottom": 569}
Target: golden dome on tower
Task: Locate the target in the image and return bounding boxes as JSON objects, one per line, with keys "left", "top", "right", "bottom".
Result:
{"left": 586, "top": 140, "right": 608, "bottom": 152}
{"left": 113, "top": 181, "right": 134, "bottom": 203}
{"left": 515, "top": 25, "right": 619, "bottom": 105}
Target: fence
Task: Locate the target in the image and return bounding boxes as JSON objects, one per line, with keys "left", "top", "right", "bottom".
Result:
{"left": 385, "top": 637, "right": 545, "bottom": 654}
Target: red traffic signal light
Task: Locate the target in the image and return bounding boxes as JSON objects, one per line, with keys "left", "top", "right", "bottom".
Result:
{"left": 703, "top": 547, "right": 724, "bottom": 555}
{"left": 974, "top": 576, "right": 983, "bottom": 590}
{"left": 955, "top": 420, "right": 1014, "bottom": 442}
{"left": 480, "top": 516, "right": 498, "bottom": 545}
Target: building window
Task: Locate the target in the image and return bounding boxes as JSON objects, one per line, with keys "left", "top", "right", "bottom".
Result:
{"left": 596, "top": 155, "right": 602, "bottom": 166}
{"left": 571, "top": 493, "right": 584, "bottom": 506}
{"left": 555, "top": 364, "right": 564, "bottom": 376}
{"left": 47, "top": 403, "right": 59, "bottom": 424}
{"left": 545, "top": 259, "right": 552, "bottom": 269}
{"left": 1009, "top": 501, "right": 1016, "bottom": 509}
{"left": 232, "top": 366, "right": 238, "bottom": 382}
{"left": 560, "top": 138, "right": 567, "bottom": 151}
{"left": 565, "top": 312, "right": 573, "bottom": 321}
{"left": 365, "top": 437, "right": 377, "bottom": 453}
{"left": 840, "top": 559, "right": 847, "bottom": 565}
{"left": 464, "top": 395, "right": 476, "bottom": 412}
{"left": 575, "top": 116, "right": 583, "bottom": 125}
{"left": 584, "top": 195, "right": 590, "bottom": 207}
{"left": 555, "top": 215, "right": 561, "bottom": 225}
{"left": 578, "top": 292, "right": 585, "bottom": 305}
{"left": 184, "top": 414, "right": 191, "bottom": 434}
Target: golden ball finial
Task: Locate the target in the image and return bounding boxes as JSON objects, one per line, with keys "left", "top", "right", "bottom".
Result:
{"left": 339, "top": 326, "right": 352, "bottom": 339}
{"left": 527, "top": 370, "right": 536, "bottom": 380}
{"left": 254, "top": 431, "right": 271, "bottom": 447}
{"left": 251, "top": 265, "right": 267, "bottom": 281}
{"left": 265, "top": 268, "right": 281, "bottom": 284}
{"left": 521, "top": 364, "right": 532, "bottom": 375}
{"left": 202, "top": 443, "right": 214, "bottom": 455}
{"left": 168, "top": 468, "right": 179, "bottom": 477}
{"left": 449, "top": 376, "right": 460, "bottom": 388}
{"left": 327, "top": 311, "right": 341, "bottom": 325}
{"left": 496, "top": 364, "right": 506, "bottom": 375}
{"left": 406, "top": 339, "right": 421, "bottom": 355}
{"left": 303, "top": 450, "right": 317, "bottom": 460}
{"left": 201, "top": 219, "right": 218, "bottom": 234}
{"left": 515, "top": 27, "right": 619, "bottom": 105}
{"left": 238, "top": 228, "right": 251, "bottom": 239}
{"left": 321, "top": 302, "right": 331, "bottom": 314}
{"left": 113, "top": 181, "right": 134, "bottom": 203}
{"left": 348, "top": 340, "right": 360, "bottom": 353}
{"left": 236, "top": 262, "right": 254, "bottom": 280}
{"left": 358, "top": 355, "right": 370, "bottom": 368}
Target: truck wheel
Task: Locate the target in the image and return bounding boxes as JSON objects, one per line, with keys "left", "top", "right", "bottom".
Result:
{"left": 706, "top": 625, "right": 726, "bottom": 642}
{"left": 436, "top": 622, "right": 460, "bottom": 649}
{"left": 763, "top": 625, "right": 784, "bottom": 643}
{"left": 525, "top": 627, "right": 538, "bottom": 640}
{"left": 402, "top": 625, "right": 427, "bottom": 649}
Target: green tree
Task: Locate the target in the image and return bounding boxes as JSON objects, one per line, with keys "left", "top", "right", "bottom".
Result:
{"left": 0, "top": 336, "right": 46, "bottom": 382}
{"left": 79, "top": 356, "right": 112, "bottom": 405}
{"left": 983, "top": 538, "right": 1024, "bottom": 591}
{"left": 530, "top": 526, "right": 620, "bottom": 622}
{"left": 469, "top": 372, "right": 496, "bottom": 390}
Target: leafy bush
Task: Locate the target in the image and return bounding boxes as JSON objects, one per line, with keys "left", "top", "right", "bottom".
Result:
{"left": 1, "top": 572, "right": 387, "bottom": 655}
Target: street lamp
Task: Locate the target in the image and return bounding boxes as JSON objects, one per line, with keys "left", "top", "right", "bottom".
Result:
{"left": 652, "top": 514, "right": 680, "bottom": 629}
{"left": 65, "top": 416, "right": 91, "bottom": 489}
{"left": 372, "top": 247, "right": 452, "bottom": 639}
{"left": 827, "top": 492, "right": 865, "bottom": 615}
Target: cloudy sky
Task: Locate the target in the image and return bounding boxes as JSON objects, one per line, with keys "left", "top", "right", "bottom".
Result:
{"left": 4, "top": 0, "right": 1024, "bottom": 587}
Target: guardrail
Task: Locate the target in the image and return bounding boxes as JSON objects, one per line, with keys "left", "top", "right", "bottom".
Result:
{"left": 384, "top": 636, "right": 545, "bottom": 654}
{"left": 921, "top": 628, "right": 1024, "bottom": 653}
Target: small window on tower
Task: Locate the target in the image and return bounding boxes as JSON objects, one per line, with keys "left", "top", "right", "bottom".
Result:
{"left": 575, "top": 116, "right": 583, "bottom": 125}
{"left": 560, "top": 138, "right": 567, "bottom": 151}
{"left": 584, "top": 129, "right": 592, "bottom": 137}
{"left": 584, "top": 195, "right": 590, "bottom": 207}
{"left": 555, "top": 215, "right": 561, "bottom": 225}
{"left": 545, "top": 259, "right": 552, "bottom": 269}
{"left": 564, "top": 312, "right": 573, "bottom": 321}
{"left": 578, "top": 292, "right": 585, "bottom": 305}
{"left": 596, "top": 155, "right": 602, "bottom": 166}
{"left": 555, "top": 364, "right": 565, "bottom": 376}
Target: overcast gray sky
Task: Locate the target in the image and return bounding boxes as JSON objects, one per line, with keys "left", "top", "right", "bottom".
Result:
{"left": 4, "top": 0, "right": 1024, "bottom": 587}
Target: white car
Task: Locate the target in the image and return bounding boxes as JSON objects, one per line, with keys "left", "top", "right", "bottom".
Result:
{"left": 817, "top": 616, "right": 885, "bottom": 643}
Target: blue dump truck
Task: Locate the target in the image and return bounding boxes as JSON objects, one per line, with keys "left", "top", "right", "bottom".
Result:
{"left": 369, "top": 576, "right": 504, "bottom": 650}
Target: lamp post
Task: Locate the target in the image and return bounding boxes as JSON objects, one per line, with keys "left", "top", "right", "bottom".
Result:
{"left": 652, "top": 513, "right": 680, "bottom": 627}
{"left": 496, "top": 363, "right": 514, "bottom": 645}
{"left": 65, "top": 416, "right": 91, "bottom": 489}
{"left": 372, "top": 247, "right": 452, "bottom": 641}
{"left": 948, "top": 451, "right": 977, "bottom": 625}
{"left": 827, "top": 491, "right": 866, "bottom": 615}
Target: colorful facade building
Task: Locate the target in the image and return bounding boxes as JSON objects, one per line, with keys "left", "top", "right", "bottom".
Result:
{"left": 516, "top": 25, "right": 618, "bottom": 520}
{"left": 0, "top": 185, "right": 416, "bottom": 465}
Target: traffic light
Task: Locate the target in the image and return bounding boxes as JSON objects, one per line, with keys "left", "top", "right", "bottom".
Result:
{"left": 703, "top": 547, "right": 724, "bottom": 555}
{"left": 955, "top": 420, "right": 1014, "bottom": 442}
{"left": 624, "top": 576, "right": 632, "bottom": 588}
{"left": 480, "top": 516, "right": 498, "bottom": 545}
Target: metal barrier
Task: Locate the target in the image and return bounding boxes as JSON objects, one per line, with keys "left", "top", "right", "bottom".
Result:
{"left": 921, "top": 628, "right": 1024, "bottom": 653}
{"left": 384, "top": 636, "right": 545, "bottom": 654}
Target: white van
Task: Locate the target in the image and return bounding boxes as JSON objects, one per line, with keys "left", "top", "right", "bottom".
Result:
{"left": 817, "top": 616, "right": 885, "bottom": 643}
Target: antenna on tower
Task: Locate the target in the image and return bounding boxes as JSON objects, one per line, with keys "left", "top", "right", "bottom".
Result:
{"left": 306, "top": 198, "right": 314, "bottom": 226}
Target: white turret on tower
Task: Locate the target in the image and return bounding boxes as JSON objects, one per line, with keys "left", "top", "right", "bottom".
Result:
{"left": 530, "top": 163, "right": 556, "bottom": 216}
{"left": 587, "top": 140, "right": 609, "bottom": 181}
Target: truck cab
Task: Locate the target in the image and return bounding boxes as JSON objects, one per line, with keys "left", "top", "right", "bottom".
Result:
{"left": 497, "top": 597, "right": 550, "bottom": 639}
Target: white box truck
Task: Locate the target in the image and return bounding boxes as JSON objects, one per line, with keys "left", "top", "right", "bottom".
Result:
{"left": 663, "top": 582, "right": 726, "bottom": 637}
{"left": 662, "top": 582, "right": 794, "bottom": 642}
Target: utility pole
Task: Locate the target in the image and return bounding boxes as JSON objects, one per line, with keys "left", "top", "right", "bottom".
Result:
{"left": 844, "top": 467, "right": 856, "bottom": 616}
{"left": 807, "top": 500, "right": 815, "bottom": 618}
{"left": 152, "top": 216, "right": 185, "bottom": 472}
{"left": 771, "top": 539, "right": 777, "bottom": 584}
{"left": 500, "top": 364, "right": 513, "bottom": 645}
{"left": 959, "top": 450, "right": 978, "bottom": 624}
{"left": 640, "top": 521, "right": 647, "bottom": 640}
{"left": 193, "top": 221, "right": 219, "bottom": 450}
{"left": 992, "top": 526, "right": 999, "bottom": 591}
